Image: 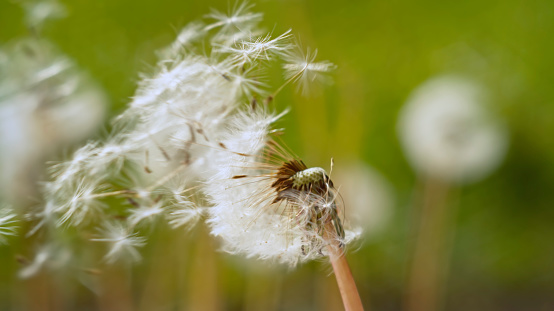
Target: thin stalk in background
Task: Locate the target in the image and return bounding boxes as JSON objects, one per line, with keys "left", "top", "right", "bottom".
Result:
{"left": 405, "top": 177, "right": 458, "bottom": 311}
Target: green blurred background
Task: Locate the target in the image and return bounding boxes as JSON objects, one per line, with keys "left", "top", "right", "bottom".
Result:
{"left": 1, "top": 0, "right": 554, "bottom": 310}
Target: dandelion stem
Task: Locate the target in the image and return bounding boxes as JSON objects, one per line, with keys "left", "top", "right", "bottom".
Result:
{"left": 325, "top": 221, "right": 364, "bottom": 311}
{"left": 328, "top": 245, "right": 364, "bottom": 311}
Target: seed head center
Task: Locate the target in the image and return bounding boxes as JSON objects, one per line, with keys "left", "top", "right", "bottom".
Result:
{"left": 291, "top": 167, "right": 327, "bottom": 188}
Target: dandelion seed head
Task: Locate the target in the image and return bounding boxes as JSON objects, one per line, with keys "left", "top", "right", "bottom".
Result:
{"left": 34, "top": 5, "right": 339, "bottom": 266}
{"left": 206, "top": 110, "right": 358, "bottom": 265}
{"left": 291, "top": 167, "right": 328, "bottom": 188}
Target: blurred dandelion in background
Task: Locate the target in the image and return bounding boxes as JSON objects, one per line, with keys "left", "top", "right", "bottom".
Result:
{"left": 332, "top": 160, "right": 393, "bottom": 238}
{"left": 398, "top": 75, "right": 508, "bottom": 184}
{"left": 398, "top": 75, "right": 509, "bottom": 311}
{"left": 0, "top": 38, "right": 107, "bottom": 207}
{"left": 0, "top": 0, "right": 107, "bottom": 209}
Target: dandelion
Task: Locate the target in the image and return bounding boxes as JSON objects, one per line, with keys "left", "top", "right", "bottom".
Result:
{"left": 34, "top": 3, "right": 305, "bottom": 235}
{"left": 205, "top": 109, "right": 363, "bottom": 309}
{"left": 397, "top": 75, "right": 508, "bottom": 183}
{"left": 12, "top": 3, "right": 364, "bottom": 309}
{"left": 398, "top": 75, "right": 508, "bottom": 311}
{"left": 26, "top": 8, "right": 357, "bottom": 306}
{"left": 206, "top": 112, "right": 360, "bottom": 264}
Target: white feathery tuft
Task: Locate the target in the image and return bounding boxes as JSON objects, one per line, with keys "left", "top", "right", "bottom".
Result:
{"left": 0, "top": 205, "right": 18, "bottom": 244}
{"left": 91, "top": 222, "right": 146, "bottom": 264}
{"left": 25, "top": 4, "right": 343, "bottom": 268}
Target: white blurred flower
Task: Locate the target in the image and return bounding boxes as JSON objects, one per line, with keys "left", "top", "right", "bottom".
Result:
{"left": 398, "top": 75, "right": 508, "bottom": 183}
{"left": 0, "top": 38, "right": 107, "bottom": 206}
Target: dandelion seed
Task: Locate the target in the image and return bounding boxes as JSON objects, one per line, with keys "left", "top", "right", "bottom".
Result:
{"left": 55, "top": 178, "right": 108, "bottom": 226}
{"left": 92, "top": 222, "right": 146, "bottom": 264}
{"left": 127, "top": 200, "right": 165, "bottom": 228}
{"left": 283, "top": 47, "right": 336, "bottom": 95}
{"left": 167, "top": 206, "right": 204, "bottom": 230}
{"left": 18, "top": 244, "right": 72, "bottom": 279}
{"left": 205, "top": 2, "right": 263, "bottom": 32}
{"left": 48, "top": 142, "right": 99, "bottom": 187}
{"left": 227, "top": 68, "right": 267, "bottom": 98}
{"left": 25, "top": 200, "right": 57, "bottom": 237}
{"left": 216, "top": 30, "right": 293, "bottom": 67}
{"left": 0, "top": 206, "right": 18, "bottom": 244}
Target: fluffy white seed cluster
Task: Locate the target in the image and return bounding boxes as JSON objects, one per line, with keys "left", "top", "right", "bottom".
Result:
{"left": 29, "top": 3, "right": 340, "bottom": 267}
{"left": 205, "top": 115, "right": 360, "bottom": 266}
